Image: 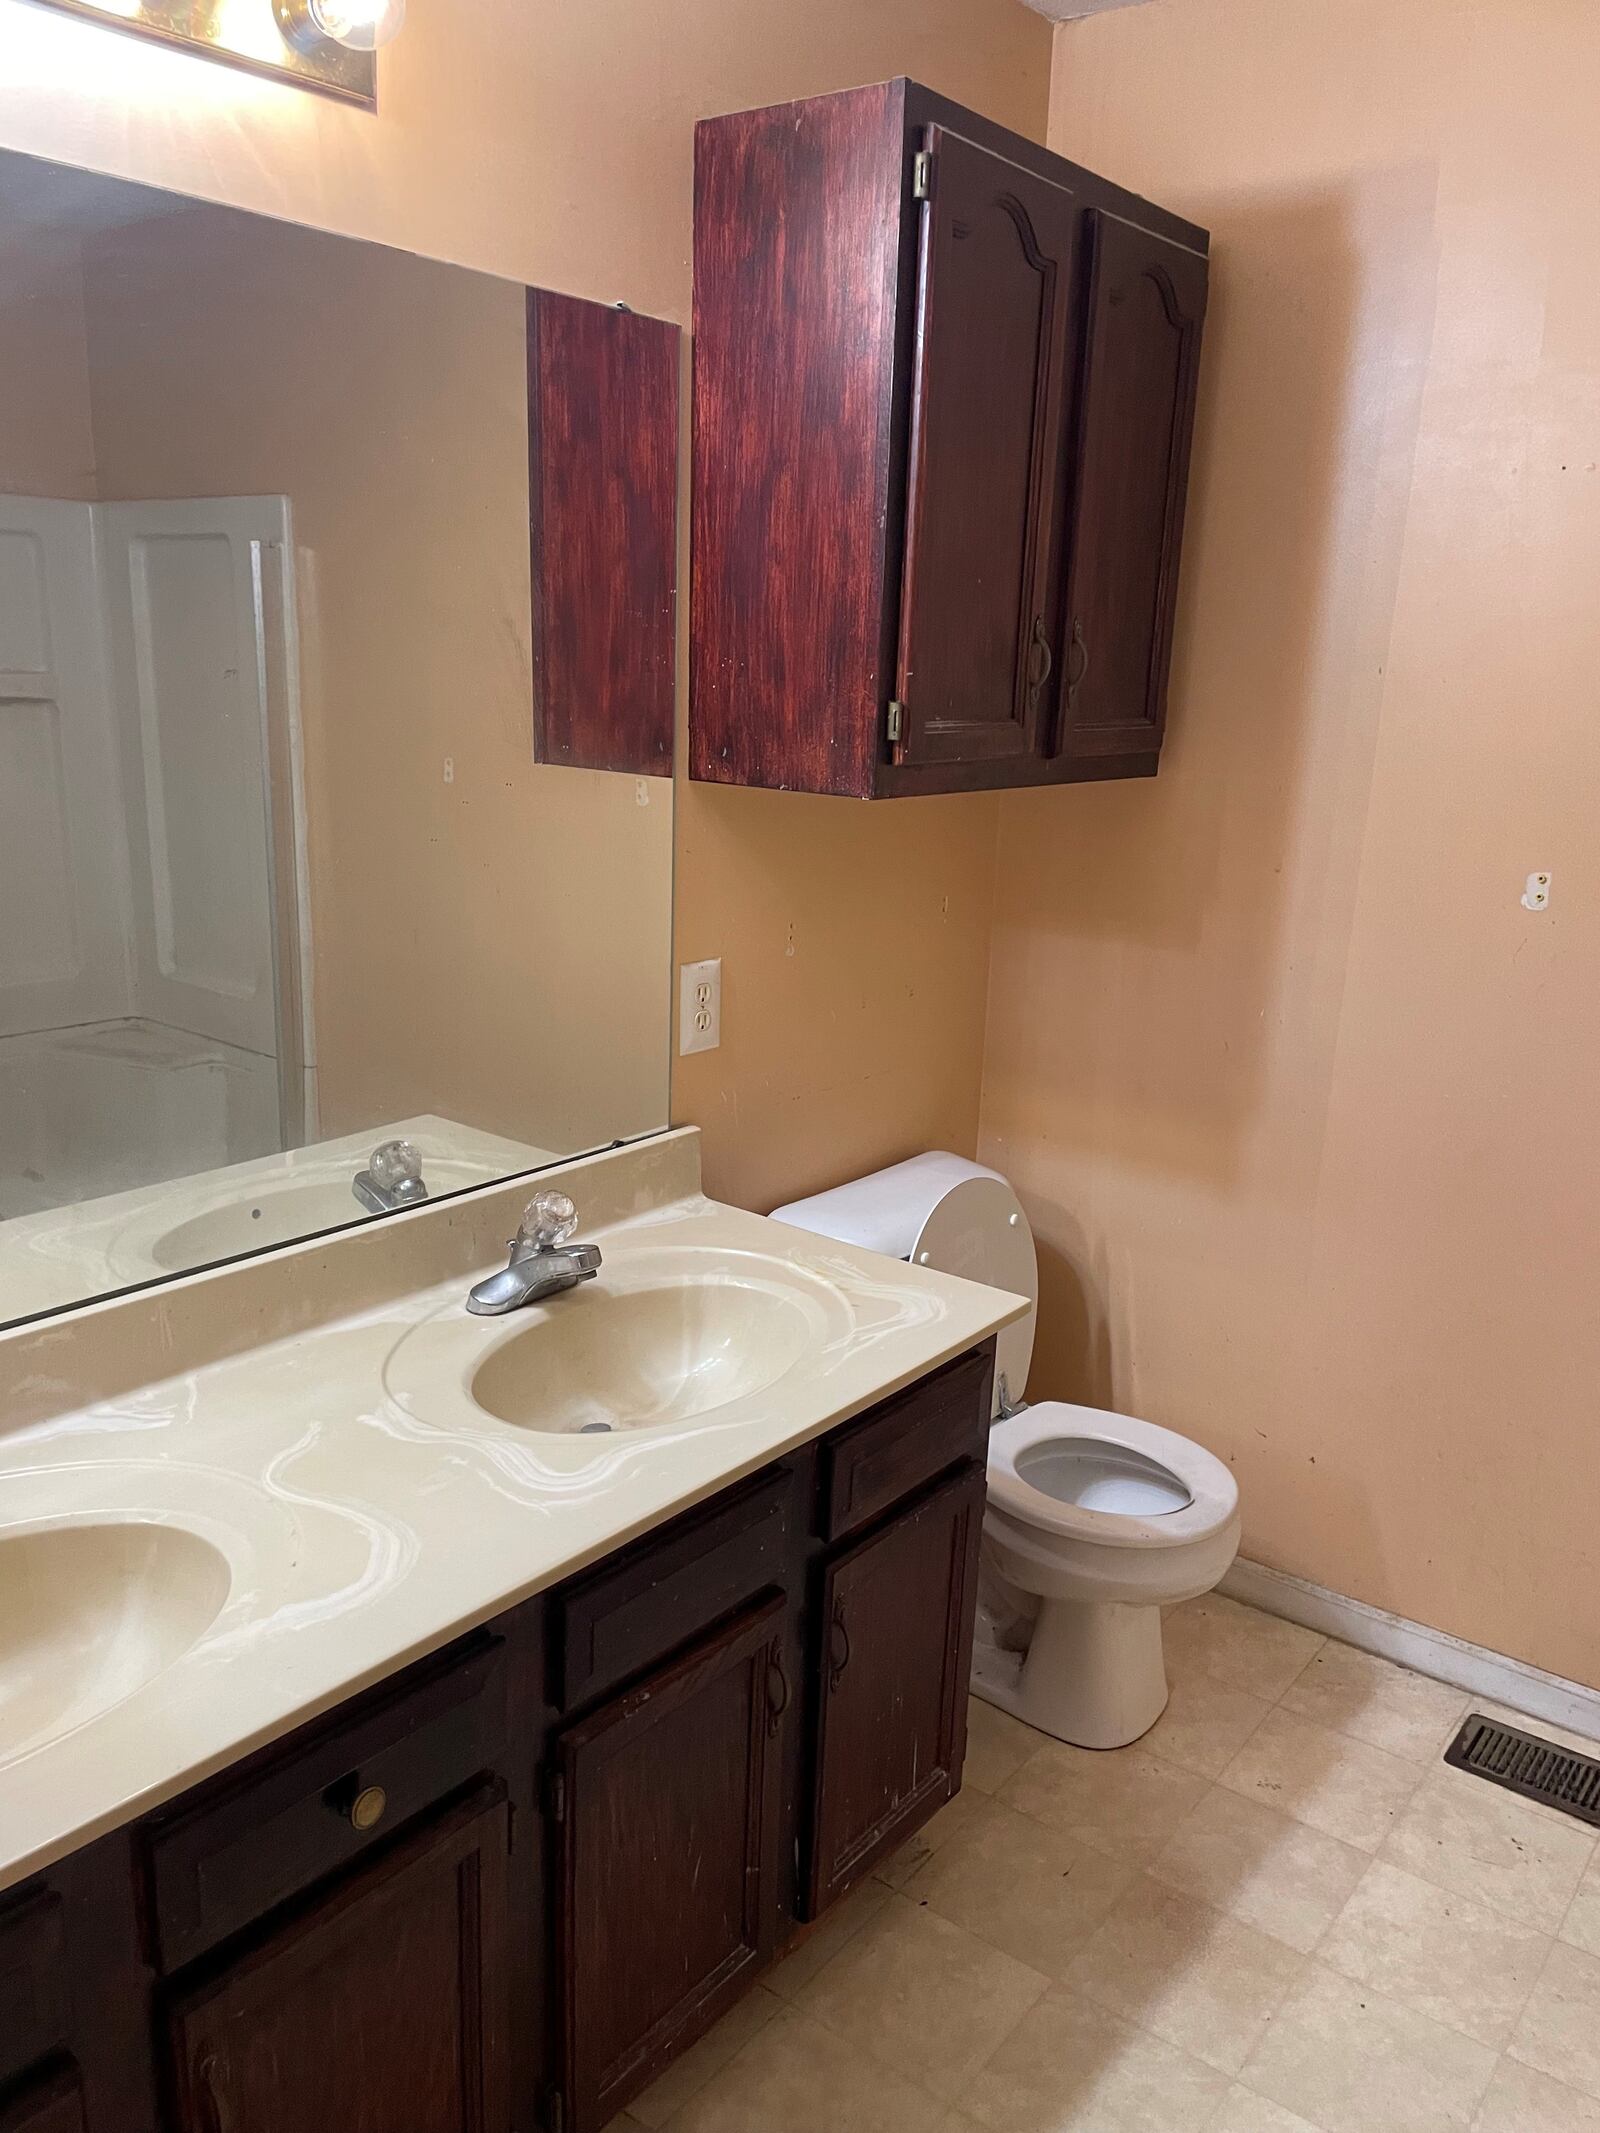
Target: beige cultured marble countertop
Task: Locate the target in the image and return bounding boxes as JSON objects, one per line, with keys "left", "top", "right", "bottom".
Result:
{"left": 0, "top": 1129, "right": 1026, "bottom": 1897}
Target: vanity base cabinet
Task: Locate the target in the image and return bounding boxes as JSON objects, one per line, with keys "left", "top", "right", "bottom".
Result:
{"left": 550, "top": 1597, "right": 788, "bottom": 2133}
{"left": 808, "top": 1465, "right": 987, "bottom": 1916}
{"left": 163, "top": 1788, "right": 512, "bottom": 2133}
{"left": 13, "top": 1342, "right": 997, "bottom": 2133}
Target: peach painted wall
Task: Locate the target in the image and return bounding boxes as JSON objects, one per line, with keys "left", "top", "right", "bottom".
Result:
{"left": 0, "top": 226, "right": 96, "bottom": 498}
{"left": 0, "top": 0, "right": 1050, "bottom": 1215}
{"left": 979, "top": 0, "right": 1600, "bottom": 1685}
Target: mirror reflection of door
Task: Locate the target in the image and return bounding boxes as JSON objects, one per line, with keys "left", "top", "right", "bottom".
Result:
{"left": 0, "top": 492, "right": 305, "bottom": 1224}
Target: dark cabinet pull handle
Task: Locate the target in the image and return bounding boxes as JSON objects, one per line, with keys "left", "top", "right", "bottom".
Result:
{"left": 1026, "top": 614, "right": 1053, "bottom": 700}
{"left": 1066, "top": 617, "right": 1090, "bottom": 705}
{"left": 765, "top": 1646, "right": 790, "bottom": 1733}
{"left": 196, "top": 2056, "right": 230, "bottom": 2133}
{"left": 828, "top": 1601, "right": 852, "bottom": 1690}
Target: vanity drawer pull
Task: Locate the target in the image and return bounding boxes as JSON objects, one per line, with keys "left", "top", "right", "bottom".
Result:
{"left": 827, "top": 1601, "right": 852, "bottom": 1689}
{"left": 765, "top": 1646, "right": 790, "bottom": 1734}
{"left": 819, "top": 1346, "right": 993, "bottom": 1542}
{"left": 196, "top": 2055, "right": 231, "bottom": 2133}
{"left": 332, "top": 1783, "right": 389, "bottom": 1834}
{"left": 144, "top": 1634, "right": 507, "bottom": 1974}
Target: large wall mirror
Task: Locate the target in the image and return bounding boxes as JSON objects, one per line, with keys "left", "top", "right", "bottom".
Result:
{"left": 0, "top": 147, "right": 677, "bottom": 1328}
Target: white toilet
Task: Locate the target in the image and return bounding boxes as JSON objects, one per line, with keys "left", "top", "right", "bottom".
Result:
{"left": 772, "top": 1153, "right": 1241, "bottom": 1751}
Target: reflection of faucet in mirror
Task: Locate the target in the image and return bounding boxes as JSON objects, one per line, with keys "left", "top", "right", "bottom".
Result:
{"left": 466, "top": 1191, "right": 602, "bottom": 1316}
{"left": 352, "top": 1139, "right": 429, "bottom": 1214}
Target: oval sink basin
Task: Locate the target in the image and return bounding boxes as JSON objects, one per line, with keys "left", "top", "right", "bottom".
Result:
{"left": 146, "top": 1162, "right": 494, "bottom": 1271}
{"left": 0, "top": 1523, "right": 231, "bottom": 1764}
{"left": 471, "top": 1280, "right": 814, "bottom": 1434}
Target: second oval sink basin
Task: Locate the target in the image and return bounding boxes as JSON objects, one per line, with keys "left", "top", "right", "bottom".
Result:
{"left": 470, "top": 1279, "right": 815, "bottom": 1434}
{"left": 0, "top": 1522, "right": 231, "bottom": 1766}
{"left": 145, "top": 1161, "right": 497, "bottom": 1272}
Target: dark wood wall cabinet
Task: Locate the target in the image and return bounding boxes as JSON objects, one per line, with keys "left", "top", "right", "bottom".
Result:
{"left": 0, "top": 1341, "right": 994, "bottom": 2133}
{"left": 691, "top": 78, "right": 1209, "bottom": 797}
{"left": 527, "top": 288, "right": 679, "bottom": 778}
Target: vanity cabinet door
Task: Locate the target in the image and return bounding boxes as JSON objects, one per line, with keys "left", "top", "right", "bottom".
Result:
{"left": 0, "top": 2066, "right": 86, "bottom": 2133}
{"left": 163, "top": 1788, "right": 511, "bottom": 2133}
{"left": 551, "top": 1596, "right": 788, "bottom": 2133}
{"left": 807, "top": 1465, "right": 985, "bottom": 1916}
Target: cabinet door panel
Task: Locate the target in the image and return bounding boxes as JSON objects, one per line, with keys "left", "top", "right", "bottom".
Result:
{"left": 895, "top": 127, "right": 1078, "bottom": 769}
{"left": 807, "top": 1465, "right": 985, "bottom": 1915}
{"left": 555, "top": 1596, "right": 787, "bottom": 2133}
{"left": 164, "top": 1788, "right": 511, "bottom": 2133}
{"left": 0, "top": 2066, "right": 85, "bottom": 2133}
{"left": 1057, "top": 209, "right": 1208, "bottom": 759}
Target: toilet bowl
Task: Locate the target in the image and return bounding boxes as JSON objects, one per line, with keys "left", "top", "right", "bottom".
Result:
{"left": 772, "top": 1153, "right": 1241, "bottom": 1751}
{"left": 982, "top": 1401, "right": 1240, "bottom": 1747}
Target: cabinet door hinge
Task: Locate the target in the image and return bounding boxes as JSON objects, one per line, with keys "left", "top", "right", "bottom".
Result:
{"left": 912, "top": 149, "right": 935, "bottom": 201}
{"left": 545, "top": 1767, "right": 567, "bottom": 1824}
{"left": 886, "top": 700, "right": 906, "bottom": 745}
{"left": 547, "top": 2089, "right": 568, "bottom": 2133}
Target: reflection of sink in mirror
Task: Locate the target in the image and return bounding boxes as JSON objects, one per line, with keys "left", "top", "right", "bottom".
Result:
{"left": 146, "top": 1159, "right": 512, "bottom": 1273}
{"left": 0, "top": 1523, "right": 231, "bottom": 1766}
{"left": 470, "top": 1279, "right": 815, "bottom": 1435}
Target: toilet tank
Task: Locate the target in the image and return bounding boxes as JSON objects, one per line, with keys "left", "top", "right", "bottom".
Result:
{"left": 771, "top": 1153, "right": 1038, "bottom": 1413}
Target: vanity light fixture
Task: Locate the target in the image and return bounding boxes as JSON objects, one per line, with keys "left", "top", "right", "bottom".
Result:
{"left": 26, "top": 0, "right": 393, "bottom": 106}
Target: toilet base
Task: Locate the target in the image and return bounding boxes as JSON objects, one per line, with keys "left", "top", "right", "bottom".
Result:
{"left": 972, "top": 1595, "right": 1170, "bottom": 1750}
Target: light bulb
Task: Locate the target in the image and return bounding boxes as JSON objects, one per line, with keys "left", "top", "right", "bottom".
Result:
{"left": 309, "top": 0, "right": 405, "bottom": 48}
{"left": 276, "top": 0, "right": 405, "bottom": 53}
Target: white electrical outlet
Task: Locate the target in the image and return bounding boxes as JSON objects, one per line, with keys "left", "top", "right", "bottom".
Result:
{"left": 1522, "top": 871, "right": 1552, "bottom": 912}
{"left": 679, "top": 958, "right": 721, "bottom": 1054}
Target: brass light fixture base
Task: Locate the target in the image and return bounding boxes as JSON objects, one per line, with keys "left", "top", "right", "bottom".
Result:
{"left": 26, "top": 0, "right": 377, "bottom": 108}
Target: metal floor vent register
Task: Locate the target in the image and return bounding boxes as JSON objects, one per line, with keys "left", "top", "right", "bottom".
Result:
{"left": 1444, "top": 1712, "right": 1600, "bottom": 1828}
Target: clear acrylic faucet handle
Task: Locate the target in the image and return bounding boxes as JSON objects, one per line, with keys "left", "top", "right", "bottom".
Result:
{"left": 518, "top": 1189, "right": 578, "bottom": 1249}
{"left": 368, "top": 1138, "right": 423, "bottom": 1189}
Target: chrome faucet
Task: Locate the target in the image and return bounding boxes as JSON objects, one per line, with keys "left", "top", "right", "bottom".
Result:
{"left": 466, "top": 1190, "right": 602, "bottom": 1316}
{"left": 353, "top": 1138, "right": 429, "bottom": 1214}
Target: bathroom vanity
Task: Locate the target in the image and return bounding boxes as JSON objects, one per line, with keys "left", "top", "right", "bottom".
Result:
{"left": 0, "top": 1135, "right": 1025, "bottom": 2133}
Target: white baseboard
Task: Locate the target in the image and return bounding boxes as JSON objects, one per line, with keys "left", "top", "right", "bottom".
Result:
{"left": 1220, "top": 1558, "right": 1600, "bottom": 1746}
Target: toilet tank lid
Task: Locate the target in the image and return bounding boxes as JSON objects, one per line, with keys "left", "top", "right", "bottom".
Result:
{"left": 771, "top": 1154, "right": 1037, "bottom": 1414}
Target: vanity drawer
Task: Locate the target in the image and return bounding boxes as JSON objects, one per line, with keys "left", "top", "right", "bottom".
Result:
{"left": 144, "top": 1633, "right": 508, "bottom": 1973}
{"left": 818, "top": 1346, "right": 993, "bottom": 1543}
{"left": 553, "top": 1470, "right": 792, "bottom": 1709}
{"left": 0, "top": 1889, "right": 68, "bottom": 2085}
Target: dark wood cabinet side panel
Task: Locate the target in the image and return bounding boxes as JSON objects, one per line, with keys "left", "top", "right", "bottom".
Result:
{"left": 1057, "top": 210, "right": 1208, "bottom": 759}
{"left": 528, "top": 288, "right": 679, "bottom": 777}
{"left": 164, "top": 1788, "right": 511, "bottom": 2133}
{"left": 691, "top": 81, "right": 907, "bottom": 797}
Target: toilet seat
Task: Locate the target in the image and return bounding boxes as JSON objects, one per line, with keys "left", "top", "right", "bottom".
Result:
{"left": 988, "top": 1401, "right": 1238, "bottom": 1550}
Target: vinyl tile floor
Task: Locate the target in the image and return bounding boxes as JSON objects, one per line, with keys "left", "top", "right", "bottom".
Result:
{"left": 607, "top": 1595, "right": 1600, "bottom": 2133}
